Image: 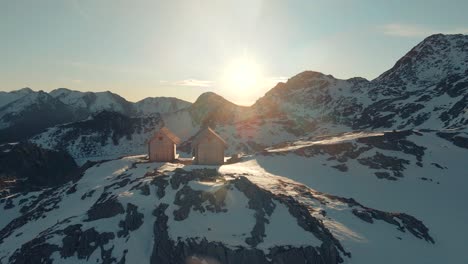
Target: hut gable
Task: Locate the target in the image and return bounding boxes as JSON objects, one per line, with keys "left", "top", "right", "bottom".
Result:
{"left": 152, "top": 127, "right": 181, "bottom": 144}
{"left": 192, "top": 127, "right": 227, "bottom": 165}
{"left": 148, "top": 127, "right": 181, "bottom": 162}
{"left": 191, "top": 127, "right": 227, "bottom": 149}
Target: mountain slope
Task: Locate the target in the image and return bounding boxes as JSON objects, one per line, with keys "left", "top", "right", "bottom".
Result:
{"left": 0, "top": 155, "right": 435, "bottom": 264}
{"left": 0, "top": 91, "right": 76, "bottom": 143}
{"left": 31, "top": 111, "right": 163, "bottom": 162}
{"left": 252, "top": 34, "right": 468, "bottom": 132}
{"left": 257, "top": 129, "right": 468, "bottom": 263}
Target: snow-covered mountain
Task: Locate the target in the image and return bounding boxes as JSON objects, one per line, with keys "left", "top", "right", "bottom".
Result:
{"left": 252, "top": 34, "right": 468, "bottom": 132}
{"left": 49, "top": 88, "right": 134, "bottom": 116}
{"left": 0, "top": 88, "right": 190, "bottom": 144}
{"left": 0, "top": 150, "right": 440, "bottom": 263}
{"left": 1, "top": 33, "right": 468, "bottom": 264}
{"left": 27, "top": 34, "right": 468, "bottom": 160}
{"left": 134, "top": 97, "right": 191, "bottom": 116}
{"left": 3, "top": 129, "right": 466, "bottom": 263}
{"left": 31, "top": 111, "right": 164, "bottom": 162}
{"left": 50, "top": 88, "right": 191, "bottom": 117}
{"left": 0, "top": 88, "right": 35, "bottom": 108}
{"left": 0, "top": 91, "right": 76, "bottom": 143}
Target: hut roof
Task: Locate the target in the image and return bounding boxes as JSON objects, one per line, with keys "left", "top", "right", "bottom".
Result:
{"left": 191, "top": 127, "right": 227, "bottom": 148}
{"left": 151, "top": 127, "right": 181, "bottom": 144}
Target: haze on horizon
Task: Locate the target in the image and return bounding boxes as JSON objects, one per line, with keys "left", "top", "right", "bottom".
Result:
{"left": 1, "top": 0, "right": 468, "bottom": 105}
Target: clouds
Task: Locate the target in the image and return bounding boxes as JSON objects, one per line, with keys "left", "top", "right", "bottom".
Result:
{"left": 167, "top": 79, "right": 214, "bottom": 87}
{"left": 381, "top": 23, "right": 468, "bottom": 37}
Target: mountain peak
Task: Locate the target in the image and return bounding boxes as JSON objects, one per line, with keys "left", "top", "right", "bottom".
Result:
{"left": 375, "top": 33, "right": 468, "bottom": 86}
{"left": 193, "top": 92, "right": 231, "bottom": 106}
{"left": 15, "top": 87, "right": 34, "bottom": 94}
{"left": 50, "top": 87, "right": 73, "bottom": 96}
{"left": 291, "top": 70, "right": 333, "bottom": 80}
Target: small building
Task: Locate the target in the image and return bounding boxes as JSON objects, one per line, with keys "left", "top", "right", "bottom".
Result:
{"left": 148, "top": 127, "right": 181, "bottom": 162}
{"left": 192, "top": 127, "right": 227, "bottom": 165}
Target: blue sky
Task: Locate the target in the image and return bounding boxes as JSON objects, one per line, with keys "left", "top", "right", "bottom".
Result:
{"left": 1, "top": 0, "right": 467, "bottom": 105}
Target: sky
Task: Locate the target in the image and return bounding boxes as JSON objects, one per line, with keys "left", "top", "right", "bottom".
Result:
{"left": 1, "top": 0, "right": 468, "bottom": 105}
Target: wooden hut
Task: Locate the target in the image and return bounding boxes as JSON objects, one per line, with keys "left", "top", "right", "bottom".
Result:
{"left": 192, "top": 127, "right": 227, "bottom": 165}
{"left": 148, "top": 127, "right": 181, "bottom": 162}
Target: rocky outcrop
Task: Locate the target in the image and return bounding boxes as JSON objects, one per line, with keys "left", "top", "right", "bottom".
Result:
{"left": 118, "top": 203, "right": 144, "bottom": 237}
{"left": 436, "top": 131, "right": 468, "bottom": 149}
{"left": 8, "top": 224, "right": 117, "bottom": 264}
{"left": 86, "top": 193, "right": 124, "bottom": 221}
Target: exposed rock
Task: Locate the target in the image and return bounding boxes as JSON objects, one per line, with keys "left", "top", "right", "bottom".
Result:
{"left": 86, "top": 193, "right": 124, "bottom": 221}
{"left": 234, "top": 176, "right": 276, "bottom": 247}
{"left": 118, "top": 203, "right": 144, "bottom": 237}
{"left": 374, "top": 171, "right": 397, "bottom": 181}
{"left": 358, "top": 152, "right": 409, "bottom": 178}
{"left": 7, "top": 224, "right": 116, "bottom": 264}
{"left": 331, "top": 164, "right": 348, "bottom": 172}
{"left": 436, "top": 131, "right": 468, "bottom": 149}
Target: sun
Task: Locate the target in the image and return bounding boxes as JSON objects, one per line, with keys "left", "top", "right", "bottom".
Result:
{"left": 222, "top": 57, "right": 263, "bottom": 92}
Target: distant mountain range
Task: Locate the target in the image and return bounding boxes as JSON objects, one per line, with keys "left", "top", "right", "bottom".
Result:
{"left": 0, "top": 88, "right": 190, "bottom": 143}
{"left": 2, "top": 33, "right": 467, "bottom": 159}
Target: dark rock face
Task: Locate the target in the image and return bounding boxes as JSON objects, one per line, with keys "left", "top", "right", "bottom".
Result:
{"left": 8, "top": 224, "right": 117, "bottom": 264}
{"left": 0, "top": 143, "right": 79, "bottom": 195}
{"left": 358, "top": 152, "right": 409, "bottom": 178}
{"left": 118, "top": 203, "right": 144, "bottom": 237}
{"left": 351, "top": 209, "right": 434, "bottom": 243}
{"left": 436, "top": 131, "right": 468, "bottom": 149}
{"left": 374, "top": 171, "right": 397, "bottom": 181}
{"left": 234, "top": 176, "right": 276, "bottom": 247}
{"left": 86, "top": 193, "right": 125, "bottom": 221}
{"left": 60, "top": 225, "right": 116, "bottom": 261}
{"left": 357, "top": 130, "right": 426, "bottom": 162}
{"left": 318, "top": 193, "right": 435, "bottom": 244}
{"left": 331, "top": 164, "right": 348, "bottom": 172}
{"left": 8, "top": 236, "right": 60, "bottom": 264}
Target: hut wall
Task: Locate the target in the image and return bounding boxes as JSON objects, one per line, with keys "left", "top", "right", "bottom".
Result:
{"left": 149, "top": 135, "right": 176, "bottom": 162}
{"left": 195, "top": 137, "right": 224, "bottom": 165}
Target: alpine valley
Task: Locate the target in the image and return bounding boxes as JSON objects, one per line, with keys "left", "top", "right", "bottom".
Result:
{"left": 1, "top": 34, "right": 467, "bottom": 264}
